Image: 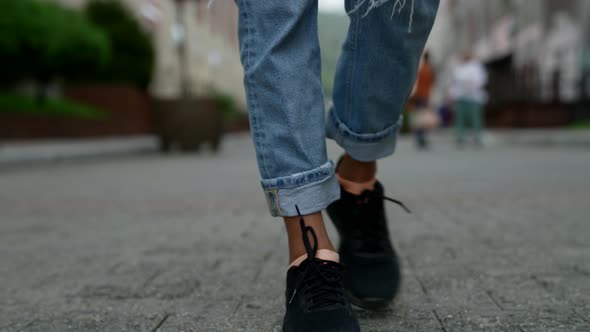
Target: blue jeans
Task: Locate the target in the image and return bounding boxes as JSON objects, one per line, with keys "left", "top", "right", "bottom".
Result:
{"left": 236, "top": 0, "right": 439, "bottom": 217}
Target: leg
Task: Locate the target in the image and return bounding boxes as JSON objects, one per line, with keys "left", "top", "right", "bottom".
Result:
{"left": 236, "top": 0, "right": 336, "bottom": 260}
{"left": 470, "top": 101, "right": 484, "bottom": 145}
{"left": 236, "top": 2, "right": 359, "bottom": 331}
{"left": 412, "top": 98, "right": 429, "bottom": 150}
{"left": 236, "top": 0, "right": 337, "bottom": 219}
{"left": 415, "top": 128, "right": 428, "bottom": 149}
{"left": 327, "top": 0, "right": 440, "bottom": 162}
{"left": 454, "top": 100, "right": 467, "bottom": 145}
{"left": 326, "top": 0, "right": 439, "bottom": 309}
{"left": 284, "top": 213, "right": 334, "bottom": 263}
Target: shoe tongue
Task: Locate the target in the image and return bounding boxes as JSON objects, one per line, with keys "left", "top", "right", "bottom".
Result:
{"left": 289, "top": 250, "right": 340, "bottom": 269}
{"left": 296, "top": 256, "right": 341, "bottom": 272}
{"left": 316, "top": 249, "right": 340, "bottom": 263}
{"left": 315, "top": 259, "right": 339, "bottom": 268}
{"left": 341, "top": 181, "right": 384, "bottom": 200}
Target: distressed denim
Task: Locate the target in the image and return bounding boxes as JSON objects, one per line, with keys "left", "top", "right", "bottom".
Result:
{"left": 235, "top": 0, "right": 439, "bottom": 217}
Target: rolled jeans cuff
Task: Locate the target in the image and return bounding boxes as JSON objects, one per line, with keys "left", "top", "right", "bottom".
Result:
{"left": 261, "top": 161, "right": 341, "bottom": 217}
{"left": 326, "top": 111, "right": 402, "bottom": 162}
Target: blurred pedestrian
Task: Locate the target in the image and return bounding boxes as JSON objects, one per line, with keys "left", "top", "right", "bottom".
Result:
{"left": 450, "top": 51, "right": 488, "bottom": 147}
{"left": 410, "top": 51, "right": 436, "bottom": 149}
{"left": 232, "top": 0, "right": 439, "bottom": 331}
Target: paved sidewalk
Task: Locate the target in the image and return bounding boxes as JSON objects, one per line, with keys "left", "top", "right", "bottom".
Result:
{"left": 0, "top": 134, "right": 589, "bottom": 331}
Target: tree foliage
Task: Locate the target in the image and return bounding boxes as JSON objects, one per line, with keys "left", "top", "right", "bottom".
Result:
{"left": 85, "top": 0, "right": 155, "bottom": 89}
{"left": 0, "top": 0, "right": 110, "bottom": 86}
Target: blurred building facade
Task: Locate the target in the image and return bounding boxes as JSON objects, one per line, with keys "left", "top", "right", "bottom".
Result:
{"left": 428, "top": 0, "right": 590, "bottom": 106}
{"left": 49, "top": 0, "right": 246, "bottom": 107}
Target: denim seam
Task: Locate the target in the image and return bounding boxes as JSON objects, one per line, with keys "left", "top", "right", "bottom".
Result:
{"left": 242, "top": 0, "right": 270, "bottom": 179}
{"left": 260, "top": 161, "right": 335, "bottom": 191}
{"left": 345, "top": 0, "right": 360, "bottom": 125}
{"left": 329, "top": 110, "right": 402, "bottom": 143}
{"left": 264, "top": 189, "right": 281, "bottom": 216}
{"left": 268, "top": 174, "right": 340, "bottom": 217}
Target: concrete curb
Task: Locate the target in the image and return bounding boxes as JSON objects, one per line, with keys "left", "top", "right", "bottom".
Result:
{"left": 1, "top": 130, "right": 587, "bottom": 168}
{"left": 495, "top": 129, "right": 590, "bottom": 148}
{"left": 422, "top": 129, "right": 590, "bottom": 148}
{"left": 0, "top": 136, "right": 159, "bottom": 167}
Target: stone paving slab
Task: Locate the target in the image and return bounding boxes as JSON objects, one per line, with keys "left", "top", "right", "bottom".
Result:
{"left": 0, "top": 134, "right": 589, "bottom": 331}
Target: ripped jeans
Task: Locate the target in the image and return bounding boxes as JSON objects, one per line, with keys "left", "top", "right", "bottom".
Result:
{"left": 235, "top": 0, "right": 439, "bottom": 217}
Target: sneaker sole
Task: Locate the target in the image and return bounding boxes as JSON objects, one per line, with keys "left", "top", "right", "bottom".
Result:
{"left": 345, "top": 289, "right": 394, "bottom": 310}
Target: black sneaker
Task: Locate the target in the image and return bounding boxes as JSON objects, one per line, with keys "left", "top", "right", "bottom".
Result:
{"left": 283, "top": 207, "right": 361, "bottom": 332}
{"left": 327, "top": 181, "right": 410, "bottom": 309}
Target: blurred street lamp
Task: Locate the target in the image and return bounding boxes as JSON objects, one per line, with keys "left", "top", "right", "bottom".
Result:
{"left": 173, "top": 0, "right": 202, "bottom": 98}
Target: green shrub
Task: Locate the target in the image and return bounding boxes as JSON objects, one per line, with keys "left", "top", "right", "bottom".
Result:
{"left": 208, "top": 91, "right": 238, "bottom": 120}
{"left": 85, "top": 0, "right": 155, "bottom": 89}
{"left": 55, "top": 8, "right": 111, "bottom": 81}
{"left": 0, "top": 0, "right": 110, "bottom": 86}
{"left": 0, "top": 93, "right": 106, "bottom": 119}
{"left": 570, "top": 119, "right": 590, "bottom": 130}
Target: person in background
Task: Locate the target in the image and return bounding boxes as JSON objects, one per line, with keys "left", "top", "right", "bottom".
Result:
{"left": 450, "top": 51, "right": 488, "bottom": 147}
{"left": 410, "top": 51, "right": 436, "bottom": 149}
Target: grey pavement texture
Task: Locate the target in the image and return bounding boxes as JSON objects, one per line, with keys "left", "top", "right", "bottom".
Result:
{"left": 1, "top": 134, "right": 589, "bottom": 332}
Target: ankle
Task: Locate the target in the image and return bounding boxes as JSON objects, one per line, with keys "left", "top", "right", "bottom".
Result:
{"left": 288, "top": 241, "right": 336, "bottom": 264}
{"left": 337, "top": 154, "right": 376, "bottom": 182}
{"left": 336, "top": 174, "right": 376, "bottom": 195}
{"left": 284, "top": 212, "right": 336, "bottom": 264}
